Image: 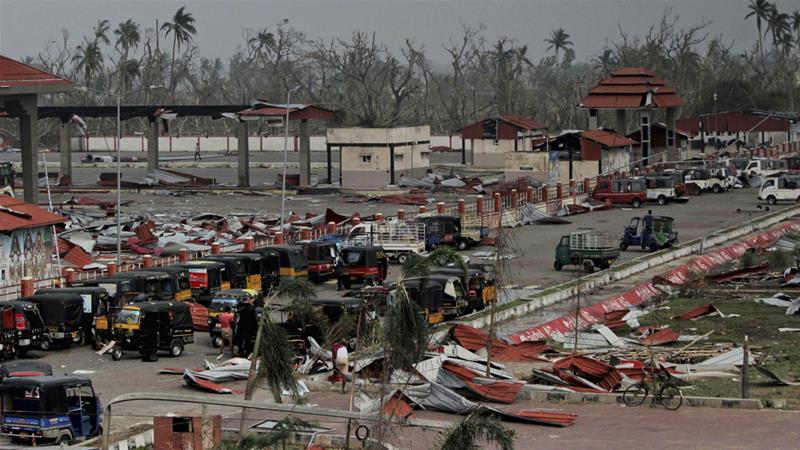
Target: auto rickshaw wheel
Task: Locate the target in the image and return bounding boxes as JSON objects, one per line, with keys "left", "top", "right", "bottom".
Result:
{"left": 169, "top": 339, "right": 184, "bottom": 357}
{"left": 72, "top": 331, "right": 83, "bottom": 345}
{"left": 111, "top": 345, "right": 124, "bottom": 361}
{"left": 456, "top": 239, "right": 469, "bottom": 251}
{"left": 553, "top": 261, "right": 563, "bottom": 271}
{"left": 396, "top": 253, "right": 409, "bottom": 265}
{"left": 649, "top": 242, "right": 659, "bottom": 252}
{"left": 39, "top": 337, "right": 51, "bottom": 351}
{"left": 56, "top": 431, "right": 72, "bottom": 444}
{"left": 211, "top": 335, "right": 223, "bottom": 348}
{"left": 619, "top": 242, "right": 628, "bottom": 251}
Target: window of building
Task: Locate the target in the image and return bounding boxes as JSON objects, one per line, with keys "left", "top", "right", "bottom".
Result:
{"left": 360, "top": 155, "right": 372, "bottom": 163}
{"left": 394, "top": 154, "right": 404, "bottom": 161}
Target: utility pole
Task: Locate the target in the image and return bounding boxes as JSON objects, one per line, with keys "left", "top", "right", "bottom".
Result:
{"left": 742, "top": 335, "right": 750, "bottom": 399}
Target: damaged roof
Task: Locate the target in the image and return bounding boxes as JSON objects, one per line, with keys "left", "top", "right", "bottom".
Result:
{"left": 581, "top": 129, "right": 638, "bottom": 148}
{"left": 580, "top": 67, "right": 686, "bottom": 110}
{"left": 0, "top": 196, "right": 64, "bottom": 233}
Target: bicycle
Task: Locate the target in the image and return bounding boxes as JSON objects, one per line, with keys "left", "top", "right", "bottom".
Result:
{"left": 622, "top": 364, "right": 683, "bottom": 410}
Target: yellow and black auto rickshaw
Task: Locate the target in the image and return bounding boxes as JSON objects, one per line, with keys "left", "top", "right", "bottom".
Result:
{"left": 257, "top": 246, "right": 309, "bottom": 279}
{"left": 149, "top": 266, "right": 194, "bottom": 301}
{"left": 36, "top": 287, "right": 107, "bottom": 346}
{"left": 19, "top": 294, "right": 85, "bottom": 351}
{"left": 218, "top": 253, "right": 265, "bottom": 292}
{"left": 110, "top": 301, "right": 194, "bottom": 361}
{"left": 391, "top": 278, "right": 445, "bottom": 325}
{"left": 299, "top": 241, "right": 338, "bottom": 282}
{"left": 173, "top": 261, "right": 228, "bottom": 305}
{"left": 207, "top": 289, "right": 258, "bottom": 348}
{"left": 111, "top": 271, "right": 177, "bottom": 302}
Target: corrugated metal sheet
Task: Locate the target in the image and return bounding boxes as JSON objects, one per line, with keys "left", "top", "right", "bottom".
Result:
{"left": 63, "top": 245, "right": 92, "bottom": 269}
{"left": 553, "top": 355, "right": 623, "bottom": 391}
{"left": 492, "top": 341, "right": 551, "bottom": 362}
{"left": 441, "top": 361, "right": 523, "bottom": 404}
{"left": 0, "top": 196, "right": 64, "bottom": 232}
{"left": 697, "top": 347, "right": 755, "bottom": 367}
{"left": 672, "top": 304, "right": 721, "bottom": 321}
{"left": 451, "top": 324, "right": 509, "bottom": 353}
{"left": 640, "top": 327, "right": 681, "bottom": 346}
{"left": 707, "top": 262, "right": 769, "bottom": 283}
{"left": 581, "top": 129, "right": 638, "bottom": 147}
{"left": 508, "top": 410, "right": 578, "bottom": 427}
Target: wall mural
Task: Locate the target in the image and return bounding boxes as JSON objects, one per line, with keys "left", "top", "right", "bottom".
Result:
{"left": 0, "top": 226, "right": 55, "bottom": 285}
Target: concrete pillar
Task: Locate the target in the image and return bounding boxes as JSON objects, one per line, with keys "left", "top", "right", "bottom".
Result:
{"left": 352, "top": 217, "right": 362, "bottom": 226}
{"left": 326, "top": 222, "right": 337, "bottom": 234}
{"left": 397, "top": 210, "right": 406, "bottom": 220}
{"left": 588, "top": 109, "right": 599, "bottom": 129}
{"left": 457, "top": 199, "right": 465, "bottom": 216}
{"left": 59, "top": 120, "right": 72, "bottom": 185}
{"left": 107, "top": 262, "right": 117, "bottom": 276}
{"left": 666, "top": 107, "right": 677, "bottom": 162}
{"left": 556, "top": 182, "right": 563, "bottom": 199}
{"left": 299, "top": 119, "right": 311, "bottom": 186}
{"left": 526, "top": 186, "right": 534, "bottom": 203}
{"left": 142, "top": 255, "right": 153, "bottom": 268}
{"left": 511, "top": 189, "right": 518, "bottom": 208}
{"left": 493, "top": 192, "right": 501, "bottom": 213}
{"left": 147, "top": 119, "right": 159, "bottom": 174}
{"left": 178, "top": 248, "right": 189, "bottom": 263}
{"left": 639, "top": 111, "right": 651, "bottom": 166}
{"left": 64, "top": 268, "right": 76, "bottom": 284}
{"left": 274, "top": 232, "right": 284, "bottom": 245}
{"left": 243, "top": 236, "right": 255, "bottom": 251}
{"left": 436, "top": 202, "right": 446, "bottom": 214}
{"left": 300, "top": 229, "right": 311, "bottom": 240}
{"left": 375, "top": 213, "right": 384, "bottom": 222}
{"left": 419, "top": 205, "right": 427, "bottom": 214}
{"left": 211, "top": 242, "right": 221, "bottom": 255}
{"left": 19, "top": 103, "right": 38, "bottom": 205}
{"left": 20, "top": 277, "right": 34, "bottom": 298}
{"left": 476, "top": 196, "right": 485, "bottom": 214}
{"left": 615, "top": 109, "right": 626, "bottom": 135}
{"left": 237, "top": 121, "right": 250, "bottom": 187}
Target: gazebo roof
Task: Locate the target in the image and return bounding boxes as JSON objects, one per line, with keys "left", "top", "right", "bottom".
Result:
{"left": 238, "top": 101, "right": 335, "bottom": 121}
{"left": 579, "top": 67, "right": 686, "bottom": 110}
{"left": 0, "top": 55, "right": 71, "bottom": 95}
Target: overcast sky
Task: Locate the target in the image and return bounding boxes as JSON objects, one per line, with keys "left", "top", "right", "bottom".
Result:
{"left": 1, "top": 0, "right": 797, "bottom": 65}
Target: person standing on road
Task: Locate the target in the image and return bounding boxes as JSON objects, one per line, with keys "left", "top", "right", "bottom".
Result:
{"left": 331, "top": 341, "right": 349, "bottom": 393}
{"left": 235, "top": 301, "right": 257, "bottom": 357}
{"left": 194, "top": 141, "right": 202, "bottom": 161}
{"left": 218, "top": 306, "right": 235, "bottom": 357}
{"left": 642, "top": 209, "right": 654, "bottom": 248}
{"left": 335, "top": 256, "right": 347, "bottom": 291}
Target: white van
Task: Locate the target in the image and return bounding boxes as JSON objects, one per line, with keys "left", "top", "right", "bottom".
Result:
{"left": 758, "top": 176, "right": 800, "bottom": 204}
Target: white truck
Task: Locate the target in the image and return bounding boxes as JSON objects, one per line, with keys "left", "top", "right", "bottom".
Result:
{"left": 643, "top": 176, "right": 677, "bottom": 205}
{"left": 758, "top": 175, "right": 800, "bottom": 204}
{"left": 345, "top": 221, "right": 426, "bottom": 264}
{"left": 683, "top": 168, "right": 732, "bottom": 193}
{"left": 743, "top": 158, "right": 787, "bottom": 178}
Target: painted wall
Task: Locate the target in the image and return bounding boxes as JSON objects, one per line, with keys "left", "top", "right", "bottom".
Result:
{"left": 558, "top": 160, "right": 600, "bottom": 183}
{"left": 602, "top": 147, "right": 632, "bottom": 174}
{"left": 0, "top": 225, "right": 55, "bottom": 286}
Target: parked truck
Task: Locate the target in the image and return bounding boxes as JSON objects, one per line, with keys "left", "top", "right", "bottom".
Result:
{"left": 758, "top": 175, "right": 800, "bottom": 204}
{"left": 683, "top": 168, "right": 731, "bottom": 193}
{"left": 643, "top": 176, "right": 678, "bottom": 205}
{"left": 554, "top": 231, "right": 620, "bottom": 272}
{"left": 345, "top": 221, "right": 426, "bottom": 264}
{"left": 591, "top": 178, "right": 647, "bottom": 207}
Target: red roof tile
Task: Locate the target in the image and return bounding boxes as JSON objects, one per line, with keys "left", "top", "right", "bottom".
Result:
{"left": 612, "top": 67, "right": 657, "bottom": 76}
{"left": 640, "top": 327, "right": 681, "bottom": 345}
{"left": 0, "top": 196, "right": 64, "bottom": 232}
{"left": 451, "top": 324, "right": 509, "bottom": 353}
{"left": 581, "top": 129, "right": 638, "bottom": 147}
{"left": 497, "top": 115, "right": 547, "bottom": 131}
{"left": 672, "top": 304, "right": 721, "bottom": 321}
{"left": 0, "top": 55, "right": 71, "bottom": 87}
{"left": 63, "top": 245, "right": 92, "bottom": 269}
{"left": 580, "top": 67, "right": 686, "bottom": 109}
{"left": 442, "top": 361, "right": 524, "bottom": 404}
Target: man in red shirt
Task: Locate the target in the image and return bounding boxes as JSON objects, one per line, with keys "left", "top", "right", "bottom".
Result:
{"left": 218, "top": 306, "right": 235, "bottom": 357}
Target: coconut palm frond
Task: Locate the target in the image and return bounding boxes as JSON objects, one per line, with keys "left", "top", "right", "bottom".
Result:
{"left": 437, "top": 409, "right": 516, "bottom": 450}
{"left": 402, "top": 246, "right": 467, "bottom": 280}
{"left": 254, "top": 316, "right": 297, "bottom": 403}
{"left": 216, "top": 417, "right": 319, "bottom": 449}
{"left": 384, "top": 281, "right": 429, "bottom": 371}
{"left": 270, "top": 278, "right": 317, "bottom": 303}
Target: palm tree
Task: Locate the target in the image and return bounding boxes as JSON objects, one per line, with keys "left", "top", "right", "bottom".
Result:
{"left": 248, "top": 27, "right": 276, "bottom": 62}
{"left": 72, "top": 39, "right": 104, "bottom": 101}
{"left": 217, "top": 417, "right": 318, "bottom": 450}
{"left": 745, "top": 0, "right": 776, "bottom": 67}
{"left": 385, "top": 247, "right": 467, "bottom": 372}
{"left": 93, "top": 19, "right": 111, "bottom": 46}
{"left": 114, "top": 19, "right": 141, "bottom": 104}
{"left": 544, "top": 28, "right": 573, "bottom": 68}
{"left": 592, "top": 48, "right": 616, "bottom": 76}
{"left": 437, "top": 409, "right": 515, "bottom": 450}
{"left": 161, "top": 6, "right": 197, "bottom": 102}
{"left": 768, "top": 10, "right": 791, "bottom": 51}
{"left": 238, "top": 278, "right": 316, "bottom": 437}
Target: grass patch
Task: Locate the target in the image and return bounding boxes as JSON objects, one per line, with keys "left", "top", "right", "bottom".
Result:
{"left": 639, "top": 295, "right": 800, "bottom": 408}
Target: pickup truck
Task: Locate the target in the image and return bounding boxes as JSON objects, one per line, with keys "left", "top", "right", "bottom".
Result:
{"left": 758, "top": 175, "right": 800, "bottom": 204}
{"left": 743, "top": 158, "right": 786, "bottom": 178}
{"left": 643, "top": 176, "right": 677, "bottom": 205}
{"left": 554, "top": 231, "right": 620, "bottom": 272}
{"left": 683, "top": 168, "right": 731, "bottom": 193}
{"left": 591, "top": 178, "right": 647, "bottom": 208}
{"left": 345, "top": 221, "right": 426, "bottom": 264}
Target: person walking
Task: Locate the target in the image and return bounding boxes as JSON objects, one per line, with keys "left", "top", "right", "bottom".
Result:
{"left": 194, "top": 141, "right": 202, "bottom": 161}
{"left": 335, "top": 256, "right": 347, "bottom": 291}
{"left": 642, "top": 209, "right": 654, "bottom": 249}
{"left": 218, "top": 306, "right": 235, "bottom": 358}
{"left": 331, "top": 341, "right": 350, "bottom": 393}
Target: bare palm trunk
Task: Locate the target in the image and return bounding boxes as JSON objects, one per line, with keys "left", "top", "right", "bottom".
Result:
{"left": 170, "top": 34, "right": 177, "bottom": 103}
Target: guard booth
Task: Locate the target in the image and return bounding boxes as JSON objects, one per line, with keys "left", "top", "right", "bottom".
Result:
{"left": 153, "top": 415, "right": 221, "bottom": 450}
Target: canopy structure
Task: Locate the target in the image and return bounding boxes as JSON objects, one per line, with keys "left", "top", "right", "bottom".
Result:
{"left": 0, "top": 55, "right": 72, "bottom": 203}
{"left": 580, "top": 67, "right": 686, "bottom": 164}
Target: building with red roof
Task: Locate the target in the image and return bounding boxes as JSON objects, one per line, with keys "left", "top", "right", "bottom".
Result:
{"left": 459, "top": 115, "right": 548, "bottom": 171}
{"left": 539, "top": 129, "right": 637, "bottom": 181}
{"left": 580, "top": 67, "right": 685, "bottom": 165}
{"left": 0, "top": 195, "right": 64, "bottom": 286}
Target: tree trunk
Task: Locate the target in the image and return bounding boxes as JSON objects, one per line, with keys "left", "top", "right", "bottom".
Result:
{"left": 238, "top": 315, "right": 264, "bottom": 438}
{"left": 170, "top": 34, "right": 177, "bottom": 103}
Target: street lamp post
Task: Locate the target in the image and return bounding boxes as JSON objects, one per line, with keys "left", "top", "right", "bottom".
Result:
{"left": 280, "top": 86, "right": 301, "bottom": 231}
{"left": 78, "top": 85, "right": 162, "bottom": 266}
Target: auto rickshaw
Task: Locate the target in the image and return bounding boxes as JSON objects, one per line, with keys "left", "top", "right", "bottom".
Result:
{"left": 0, "top": 301, "right": 45, "bottom": 358}
{"left": 620, "top": 215, "right": 679, "bottom": 252}
{"left": 0, "top": 361, "right": 53, "bottom": 381}
{"left": 431, "top": 265, "right": 496, "bottom": 312}
{"left": 173, "top": 261, "right": 229, "bottom": 305}
{"left": 391, "top": 278, "right": 445, "bottom": 325}
{"left": 36, "top": 287, "right": 107, "bottom": 346}
{"left": 19, "top": 294, "right": 84, "bottom": 351}
{"left": 299, "top": 241, "right": 338, "bottom": 282}
{"left": 69, "top": 277, "right": 138, "bottom": 304}
{"left": 220, "top": 252, "right": 266, "bottom": 292}
{"left": 206, "top": 255, "right": 250, "bottom": 290}
{"left": 207, "top": 289, "right": 258, "bottom": 348}
{"left": 404, "top": 275, "right": 469, "bottom": 318}
{"left": 149, "top": 266, "right": 194, "bottom": 301}
{"left": 0, "top": 375, "right": 102, "bottom": 444}
{"left": 257, "top": 248, "right": 282, "bottom": 292}
{"left": 340, "top": 246, "right": 389, "bottom": 288}
{"left": 257, "top": 245, "right": 309, "bottom": 279}
{"left": 111, "top": 271, "right": 178, "bottom": 301}
{"left": 110, "top": 300, "right": 194, "bottom": 361}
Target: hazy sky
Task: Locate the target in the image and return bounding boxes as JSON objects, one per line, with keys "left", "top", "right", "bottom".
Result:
{"left": 1, "top": 0, "right": 796, "bottom": 64}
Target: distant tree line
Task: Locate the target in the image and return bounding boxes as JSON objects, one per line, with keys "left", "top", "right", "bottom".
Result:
{"left": 7, "top": 1, "right": 800, "bottom": 141}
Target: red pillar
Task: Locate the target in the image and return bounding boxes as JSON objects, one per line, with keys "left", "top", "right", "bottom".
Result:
{"left": 493, "top": 192, "right": 501, "bottom": 213}
{"left": 376, "top": 213, "right": 384, "bottom": 222}
{"left": 476, "top": 195, "right": 485, "bottom": 214}
{"left": 526, "top": 186, "right": 534, "bottom": 203}
{"left": 142, "top": 255, "right": 153, "bottom": 268}
{"left": 20, "top": 277, "right": 34, "bottom": 297}
{"left": 300, "top": 229, "right": 311, "bottom": 241}
{"left": 436, "top": 202, "right": 446, "bottom": 214}
{"left": 397, "top": 209, "right": 406, "bottom": 221}
{"left": 274, "top": 232, "right": 284, "bottom": 245}
{"left": 64, "top": 268, "right": 76, "bottom": 284}
{"left": 556, "top": 183, "right": 563, "bottom": 199}
{"left": 542, "top": 185, "right": 548, "bottom": 201}
{"left": 510, "top": 189, "right": 518, "bottom": 208}
{"left": 244, "top": 236, "right": 255, "bottom": 251}
{"left": 457, "top": 199, "right": 466, "bottom": 216}
{"left": 419, "top": 205, "right": 427, "bottom": 214}
{"left": 178, "top": 249, "right": 189, "bottom": 263}
{"left": 107, "top": 262, "right": 118, "bottom": 276}
{"left": 211, "top": 242, "right": 221, "bottom": 255}
{"left": 326, "top": 222, "right": 337, "bottom": 234}
{"left": 584, "top": 178, "right": 590, "bottom": 193}
{"left": 352, "top": 217, "right": 362, "bottom": 226}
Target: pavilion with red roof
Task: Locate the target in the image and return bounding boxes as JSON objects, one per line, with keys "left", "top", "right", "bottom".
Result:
{"left": 580, "top": 67, "right": 686, "bottom": 164}
{"left": 459, "top": 115, "right": 548, "bottom": 168}
{"left": 0, "top": 55, "right": 72, "bottom": 203}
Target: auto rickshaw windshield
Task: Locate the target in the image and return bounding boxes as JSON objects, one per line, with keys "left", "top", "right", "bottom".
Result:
{"left": 2, "top": 386, "right": 44, "bottom": 415}
{"left": 115, "top": 309, "right": 140, "bottom": 325}
{"left": 210, "top": 298, "right": 239, "bottom": 312}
